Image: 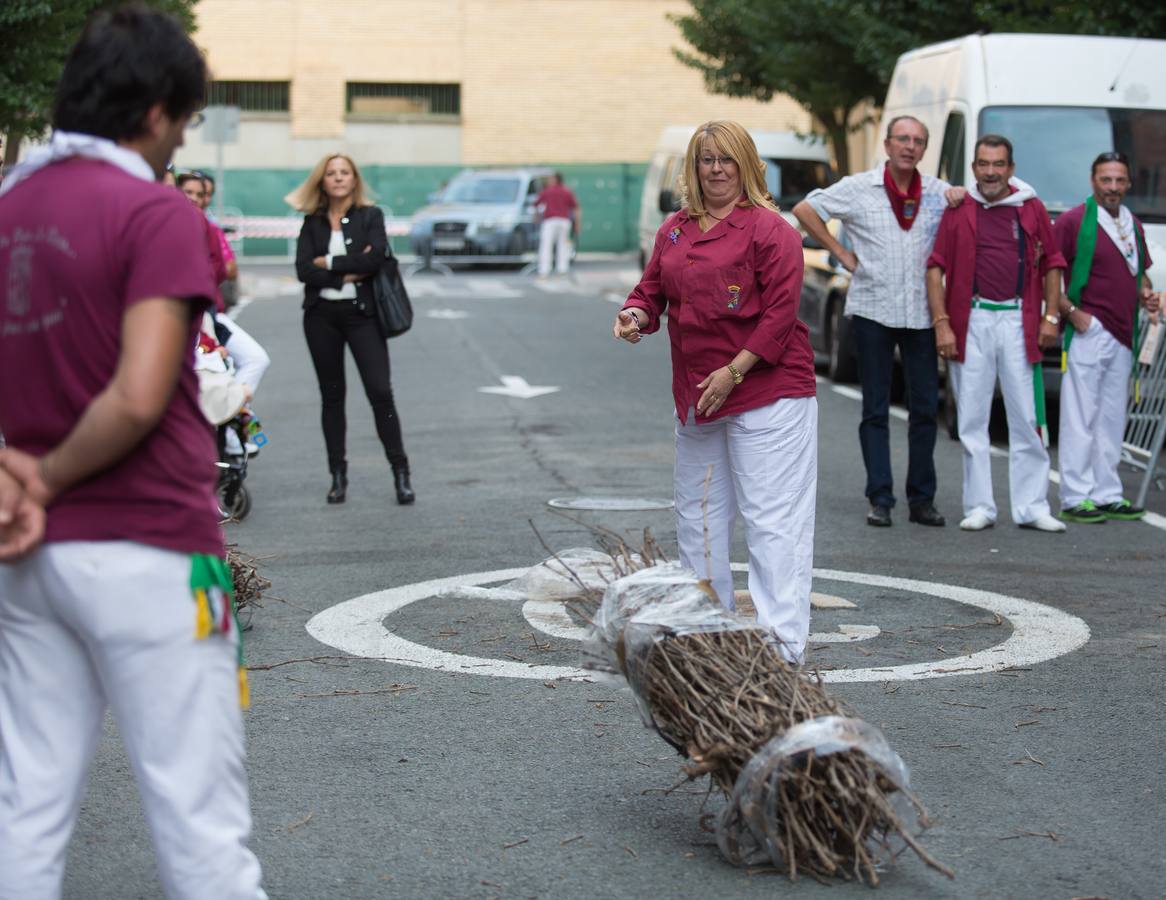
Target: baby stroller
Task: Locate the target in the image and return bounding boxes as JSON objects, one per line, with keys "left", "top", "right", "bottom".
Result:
{"left": 196, "top": 334, "right": 268, "bottom": 522}
{"left": 216, "top": 407, "right": 267, "bottom": 521}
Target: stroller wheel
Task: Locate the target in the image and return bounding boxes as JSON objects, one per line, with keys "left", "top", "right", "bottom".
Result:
{"left": 218, "top": 482, "right": 252, "bottom": 521}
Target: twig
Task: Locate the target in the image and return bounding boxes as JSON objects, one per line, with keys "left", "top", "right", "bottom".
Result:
{"left": 295, "top": 684, "right": 417, "bottom": 699}
{"left": 286, "top": 812, "right": 313, "bottom": 832}
{"left": 560, "top": 834, "right": 584, "bottom": 846}
{"left": 502, "top": 838, "right": 529, "bottom": 850}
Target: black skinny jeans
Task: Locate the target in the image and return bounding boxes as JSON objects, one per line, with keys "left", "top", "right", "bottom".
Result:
{"left": 303, "top": 300, "right": 408, "bottom": 472}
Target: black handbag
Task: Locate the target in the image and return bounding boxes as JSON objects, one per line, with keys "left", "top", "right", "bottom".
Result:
{"left": 371, "top": 248, "right": 413, "bottom": 339}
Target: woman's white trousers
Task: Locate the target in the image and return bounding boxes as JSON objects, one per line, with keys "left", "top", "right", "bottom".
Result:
{"left": 673, "top": 396, "right": 817, "bottom": 661}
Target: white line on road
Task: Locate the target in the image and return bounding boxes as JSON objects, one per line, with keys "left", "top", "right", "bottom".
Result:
{"left": 305, "top": 566, "right": 1090, "bottom": 683}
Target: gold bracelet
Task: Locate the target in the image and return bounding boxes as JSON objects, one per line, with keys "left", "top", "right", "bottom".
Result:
{"left": 932, "top": 314, "right": 950, "bottom": 326}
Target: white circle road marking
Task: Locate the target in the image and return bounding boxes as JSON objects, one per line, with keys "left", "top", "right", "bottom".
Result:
{"left": 304, "top": 566, "right": 1090, "bottom": 683}
{"left": 546, "top": 496, "right": 675, "bottom": 511}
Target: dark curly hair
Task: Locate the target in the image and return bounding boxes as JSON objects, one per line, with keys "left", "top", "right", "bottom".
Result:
{"left": 52, "top": 3, "right": 207, "bottom": 141}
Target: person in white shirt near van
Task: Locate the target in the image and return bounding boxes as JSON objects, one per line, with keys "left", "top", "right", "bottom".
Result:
{"left": 793, "top": 116, "right": 950, "bottom": 529}
{"left": 925, "top": 134, "right": 1067, "bottom": 533}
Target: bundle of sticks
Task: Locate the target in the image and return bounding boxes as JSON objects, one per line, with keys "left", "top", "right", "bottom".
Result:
{"left": 226, "top": 544, "right": 270, "bottom": 627}
{"left": 562, "top": 530, "right": 953, "bottom": 885}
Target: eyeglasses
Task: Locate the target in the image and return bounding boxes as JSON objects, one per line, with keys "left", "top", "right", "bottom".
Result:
{"left": 889, "top": 134, "right": 927, "bottom": 148}
{"left": 698, "top": 155, "right": 736, "bottom": 168}
{"left": 186, "top": 111, "right": 205, "bottom": 130}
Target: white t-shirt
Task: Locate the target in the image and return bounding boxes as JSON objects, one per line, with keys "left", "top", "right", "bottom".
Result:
{"left": 320, "top": 230, "right": 357, "bottom": 300}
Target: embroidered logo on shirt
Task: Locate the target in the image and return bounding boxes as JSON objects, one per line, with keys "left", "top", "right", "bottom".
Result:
{"left": 668, "top": 227, "right": 681, "bottom": 245}
{"left": 726, "top": 284, "right": 742, "bottom": 310}
{"left": 5, "top": 245, "right": 33, "bottom": 317}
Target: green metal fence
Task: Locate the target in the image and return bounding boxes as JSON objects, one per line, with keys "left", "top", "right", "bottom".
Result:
{"left": 217, "top": 163, "right": 647, "bottom": 257}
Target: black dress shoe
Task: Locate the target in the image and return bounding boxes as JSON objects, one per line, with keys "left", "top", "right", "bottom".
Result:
{"left": 866, "top": 505, "right": 892, "bottom": 527}
{"left": 393, "top": 468, "right": 415, "bottom": 505}
{"left": 326, "top": 464, "right": 347, "bottom": 504}
{"left": 908, "top": 503, "right": 946, "bottom": 527}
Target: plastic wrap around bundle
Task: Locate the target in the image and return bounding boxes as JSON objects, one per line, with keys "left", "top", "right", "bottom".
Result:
{"left": 592, "top": 563, "right": 768, "bottom": 729}
{"left": 717, "top": 715, "right": 914, "bottom": 869}
{"left": 436, "top": 548, "right": 638, "bottom": 604}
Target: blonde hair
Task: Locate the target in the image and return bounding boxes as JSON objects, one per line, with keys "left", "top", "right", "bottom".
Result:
{"left": 284, "top": 153, "right": 373, "bottom": 214}
{"left": 679, "top": 121, "right": 778, "bottom": 217}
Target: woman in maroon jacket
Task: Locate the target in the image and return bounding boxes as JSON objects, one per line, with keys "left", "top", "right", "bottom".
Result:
{"left": 612, "top": 121, "right": 817, "bottom": 662}
{"left": 288, "top": 154, "right": 413, "bottom": 505}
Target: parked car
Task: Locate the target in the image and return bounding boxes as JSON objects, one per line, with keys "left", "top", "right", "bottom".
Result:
{"left": 638, "top": 125, "right": 835, "bottom": 269}
{"left": 797, "top": 226, "right": 859, "bottom": 384}
{"left": 409, "top": 167, "right": 554, "bottom": 260}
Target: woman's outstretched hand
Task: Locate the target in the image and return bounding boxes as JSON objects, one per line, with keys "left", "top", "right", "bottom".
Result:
{"left": 613, "top": 309, "right": 642, "bottom": 343}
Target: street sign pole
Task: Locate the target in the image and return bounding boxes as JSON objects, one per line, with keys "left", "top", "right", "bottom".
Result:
{"left": 202, "top": 105, "right": 240, "bottom": 220}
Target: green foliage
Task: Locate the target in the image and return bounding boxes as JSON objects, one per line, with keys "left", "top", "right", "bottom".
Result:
{"left": 0, "top": 0, "right": 197, "bottom": 162}
{"left": 673, "top": 0, "right": 1165, "bottom": 173}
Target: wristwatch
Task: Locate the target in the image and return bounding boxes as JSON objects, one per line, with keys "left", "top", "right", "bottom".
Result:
{"left": 1044, "top": 313, "right": 1060, "bottom": 326}
{"left": 727, "top": 363, "right": 744, "bottom": 385}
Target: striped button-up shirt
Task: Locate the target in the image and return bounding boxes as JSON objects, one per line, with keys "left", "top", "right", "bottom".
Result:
{"left": 806, "top": 165, "right": 949, "bottom": 329}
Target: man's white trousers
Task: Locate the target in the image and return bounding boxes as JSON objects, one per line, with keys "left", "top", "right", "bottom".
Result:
{"left": 674, "top": 397, "right": 817, "bottom": 662}
{"left": 0, "top": 542, "right": 266, "bottom": 900}
{"left": 949, "top": 307, "right": 1053, "bottom": 524}
{"left": 1058, "top": 317, "right": 1131, "bottom": 507}
{"left": 537, "top": 217, "right": 572, "bottom": 275}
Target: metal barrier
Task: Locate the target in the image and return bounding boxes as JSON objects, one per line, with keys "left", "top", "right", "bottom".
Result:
{"left": 1122, "top": 310, "right": 1166, "bottom": 507}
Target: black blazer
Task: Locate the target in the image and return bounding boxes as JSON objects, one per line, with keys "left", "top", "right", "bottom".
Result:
{"left": 295, "top": 204, "right": 387, "bottom": 313}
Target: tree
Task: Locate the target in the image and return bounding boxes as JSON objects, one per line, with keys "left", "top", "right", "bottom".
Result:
{"left": 672, "top": 0, "right": 1164, "bottom": 174}
{"left": 673, "top": 0, "right": 889, "bottom": 176}
{"left": 0, "top": 0, "right": 197, "bottom": 167}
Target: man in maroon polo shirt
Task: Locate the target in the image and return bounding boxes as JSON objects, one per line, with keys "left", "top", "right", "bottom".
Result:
{"left": 0, "top": 7, "right": 266, "bottom": 896}
{"left": 926, "top": 134, "right": 1067, "bottom": 533}
{"left": 1054, "top": 151, "right": 1160, "bottom": 523}
{"left": 536, "top": 172, "right": 581, "bottom": 276}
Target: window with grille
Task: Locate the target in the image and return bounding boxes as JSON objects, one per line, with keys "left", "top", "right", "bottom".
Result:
{"left": 207, "top": 81, "right": 290, "bottom": 113}
{"left": 346, "top": 83, "right": 461, "bottom": 117}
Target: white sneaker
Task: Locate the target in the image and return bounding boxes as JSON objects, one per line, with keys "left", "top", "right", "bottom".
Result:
{"left": 959, "top": 512, "right": 995, "bottom": 531}
{"left": 1020, "top": 513, "right": 1066, "bottom": 533}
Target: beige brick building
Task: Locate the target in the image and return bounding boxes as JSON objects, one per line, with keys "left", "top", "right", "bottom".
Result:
{"left": 178, "top": 0, "right": 822, "bottom": 169}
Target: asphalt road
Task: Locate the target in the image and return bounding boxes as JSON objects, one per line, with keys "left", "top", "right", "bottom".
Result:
{"left": 63, "top": 261, "right": 1166, "bottom": 899}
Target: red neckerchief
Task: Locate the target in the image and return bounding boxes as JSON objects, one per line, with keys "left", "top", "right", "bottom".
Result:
{"left": 883, "top": 165, "right": 922, "bottom": 231}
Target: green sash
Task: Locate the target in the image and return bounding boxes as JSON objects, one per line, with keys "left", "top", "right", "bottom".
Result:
{"left": 1063, "top": 196, "right": 1147, "bottom": 390}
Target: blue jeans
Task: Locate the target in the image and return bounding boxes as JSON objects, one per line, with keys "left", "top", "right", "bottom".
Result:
{"left": 851, "top": 315, "right": 938, "bottom": 509}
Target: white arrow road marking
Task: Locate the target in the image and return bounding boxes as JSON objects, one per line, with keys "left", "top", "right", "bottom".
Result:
{"left": 426, "top": 309, "right": 470, "bottom": 320}
{"left": 478, "top": 376, "right": 560, "bottom": 399}
{"left": 305, "top": 566, "right": 1090, "bottom": 683}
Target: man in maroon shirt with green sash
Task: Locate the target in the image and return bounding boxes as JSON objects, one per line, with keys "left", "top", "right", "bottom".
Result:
{"left": 1054, "top": 152, "right": 1160, "bottom": 523}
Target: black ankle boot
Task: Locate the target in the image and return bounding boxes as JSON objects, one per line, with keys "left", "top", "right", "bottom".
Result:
{"left": 393, "top": 468, "right": 415, "bottom": 505}
{"left": 327, "top": 464, "right": 347, "bottom": 504}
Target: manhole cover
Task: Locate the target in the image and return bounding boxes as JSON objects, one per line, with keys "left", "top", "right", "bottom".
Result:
{"left": 546, "top": 496, "right": 674, "bottom": 511}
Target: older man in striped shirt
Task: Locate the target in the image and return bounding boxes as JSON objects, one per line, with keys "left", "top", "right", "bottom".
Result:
{"left": 794, "top": 115, "right": 951, "bottom": 529}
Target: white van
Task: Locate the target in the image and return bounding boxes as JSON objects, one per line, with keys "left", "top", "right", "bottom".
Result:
{"left": 637, "top": 125, "right": 834, "bottom": 267}
{"left": 879, "top": 33, "right": 1166, "bottom": 277}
